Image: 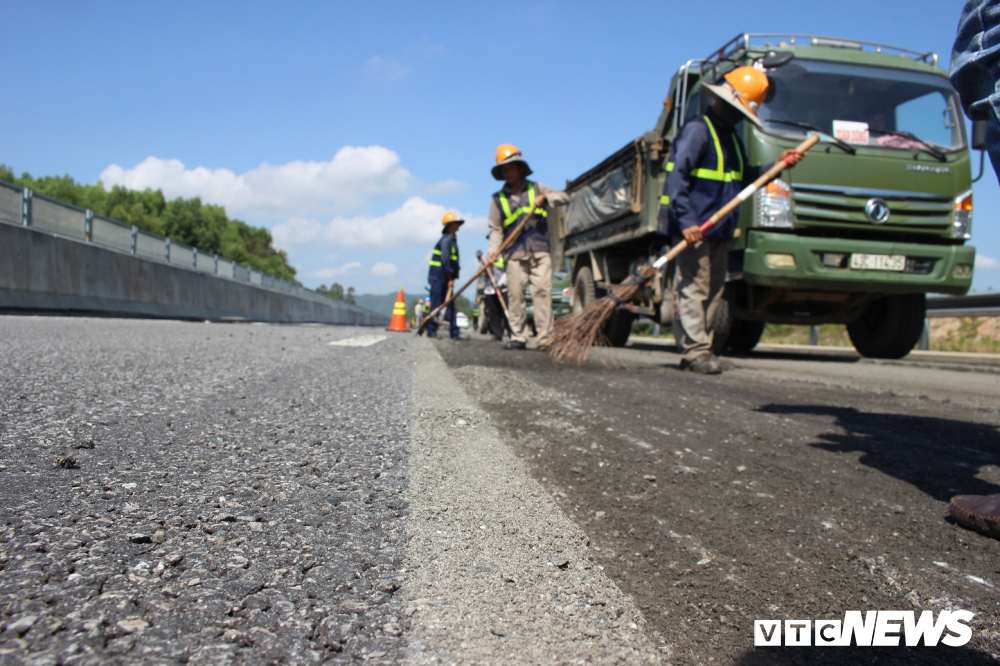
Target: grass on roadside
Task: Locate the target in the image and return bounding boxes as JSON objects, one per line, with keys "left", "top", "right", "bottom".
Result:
{"left": 629, "top": 317, "right": 1000, "bottom": 354}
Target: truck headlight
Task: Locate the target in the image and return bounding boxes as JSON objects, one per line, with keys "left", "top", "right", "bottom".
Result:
{"left": 952, "top": 189, "right": 972, "bottom": 240}
{"left": 753, "top": 178, "right": 794, "bottom": 229}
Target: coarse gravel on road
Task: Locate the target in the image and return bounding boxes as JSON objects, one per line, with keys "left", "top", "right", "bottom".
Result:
{"left": 0, "top": 316, "right": 666, "bottom": 665}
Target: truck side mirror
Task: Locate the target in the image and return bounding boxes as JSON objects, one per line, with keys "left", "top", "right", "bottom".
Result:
{"left": 760, "top": 51, "right": 794, "bottom": 69}
{"left": 972, "top": 119, "right": 988, "bottom": 151}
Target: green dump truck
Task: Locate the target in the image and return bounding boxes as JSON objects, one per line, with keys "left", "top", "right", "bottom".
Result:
{"left": 554, "top": 33, "right": 979, "bottom": 358}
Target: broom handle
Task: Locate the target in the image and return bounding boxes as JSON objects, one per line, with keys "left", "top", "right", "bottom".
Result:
{"left": 481, "top": 256, "right": 510, "bottom": 316}
{"left": 418, "top": 209, "right": 536, "bottom": 331}
{"left": 652, "top": 133, "right": 820, "bottom": 270}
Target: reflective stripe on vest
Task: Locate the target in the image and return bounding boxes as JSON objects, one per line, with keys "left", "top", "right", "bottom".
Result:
{"left": 662, "top": 115, "right": 744, "bottom": 182}
{"left": 429, "top": 237, "right": 458, "bottom": 267}
{"left": 498, "top": 182, "right": 548, "bottom": 228}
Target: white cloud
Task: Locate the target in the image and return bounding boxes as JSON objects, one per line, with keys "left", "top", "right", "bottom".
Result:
{"left": 309, "top": 262, "right": 362, "bottom": 281}
{"left": 272, "top": 196, "right": 487, "bottom": 249}
{"left": 371, "top": 262, "right": 398, "bottom": 276}
{"left": 271, "top": 217, "right": 323, "bottom": 246}
{"left": 363, "top": 44, "right": 446, "bottom": 83}
{"left": 364, "top": 55, "right": 409, "bottom": 81}
{"left": 975, "top": 254, "right": 999, "bottom": 269}
{"left": 100, "top": 146, "right": 463, "bottom": 221}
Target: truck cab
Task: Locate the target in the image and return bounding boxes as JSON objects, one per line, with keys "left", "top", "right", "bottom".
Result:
{"left": 560, "top": 33, "right": 977, "bottom": 358}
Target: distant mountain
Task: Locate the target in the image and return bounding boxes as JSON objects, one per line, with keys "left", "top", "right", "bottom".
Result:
{"left": 355, "top": 290, "right": 471, "bottom": 318}
{"left": 355, "top": 293, "right": 404, "bottom": 317}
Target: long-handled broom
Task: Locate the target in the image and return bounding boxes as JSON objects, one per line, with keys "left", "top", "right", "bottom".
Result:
{"left": 480, "top": 253, "right": 512, "bottom": 325}
{"left": 417, "top": 209, "right": 537, "bottom": 335}
{"left": 548, "top": 133, "right": 820, "bottom": 364}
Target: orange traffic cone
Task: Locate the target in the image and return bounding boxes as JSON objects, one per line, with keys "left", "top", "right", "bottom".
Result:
{"left": 387, "top": 287, "right": 409, "bottom": 332}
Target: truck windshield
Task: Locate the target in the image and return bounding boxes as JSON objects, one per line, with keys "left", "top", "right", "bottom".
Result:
{"left": 758, "top": 59, "right": 965, "bottom": 152}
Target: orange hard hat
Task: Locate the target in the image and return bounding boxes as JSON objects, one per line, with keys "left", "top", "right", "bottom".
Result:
{"left": 441, "top": 211, "right": 464, "bottom": 226}
{"left": 492, "top": 143, "right": 533, "bottom": 180}
{"left": 496, "top": 144, "right": 520, "bottom": 164}
{"left": 723, "top": 66, "right": 769, "bottom": 114}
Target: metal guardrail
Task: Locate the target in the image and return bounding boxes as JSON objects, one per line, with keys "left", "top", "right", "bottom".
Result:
{"left": 0, "top": 179, "right": 343, "bottom": 308}
{"left": 917, "top": 294, "right": 999, "bottom": 351}
{"left": 796, "top": 293, "right": 998, "bottom": 351}
{"left": 926, "top": 292, "right": 1000, "bottom": 317}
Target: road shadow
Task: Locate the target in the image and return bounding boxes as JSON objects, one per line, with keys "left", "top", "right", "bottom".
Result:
{"left": 626, "top": 339, "right": 865, "bottom": 365}
{"left": 730, "top": 349, "right": 862, "bottom": 364}
{"left": 757, "top": 404, "right": 1000, "bottom": 501}
{"left": 734, "top": 645, "right": 996, "bottom": 665}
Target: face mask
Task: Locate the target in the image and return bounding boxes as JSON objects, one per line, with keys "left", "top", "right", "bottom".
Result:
{"left": 717, "top": 103, "right": 745, "bottom": 127}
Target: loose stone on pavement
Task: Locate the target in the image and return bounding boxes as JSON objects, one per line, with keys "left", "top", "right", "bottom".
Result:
{"left": 0, "top": 317, "right": 665, "bottom": 665}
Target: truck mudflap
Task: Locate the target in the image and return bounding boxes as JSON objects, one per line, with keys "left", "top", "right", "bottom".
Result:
{"left": 742, "top": 231, "right": 975, "bottom": 295}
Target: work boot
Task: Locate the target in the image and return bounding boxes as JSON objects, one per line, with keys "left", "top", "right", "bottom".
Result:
{"left": 450, "top": 333, "right": 470, "bottom": 341}
{"left": 711, "top": 354, "right": 735, "bottom": 371}
{"left": 949, "top": 494, "right": 1000, "bottom": 539}
{"left": 426, "top": 332, "right": 438, "bottom": 339}
{"left": 680, "top": 354, "right": 722, "bottom": 375}
{"left": 504, "top": 340, "right": 527, "bottom": 350}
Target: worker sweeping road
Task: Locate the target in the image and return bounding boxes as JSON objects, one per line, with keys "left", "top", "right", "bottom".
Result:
{"left": 477, "top": 249, "right": 511, "bottom": 342}
{"left": 426, "top": 212, "right": 470, "bottom": 341}
{"left": 486, "top": 144, "right": 569, "bottom": 351}
{"left": 662, "top": 66, "right": 804, "bottom": 374}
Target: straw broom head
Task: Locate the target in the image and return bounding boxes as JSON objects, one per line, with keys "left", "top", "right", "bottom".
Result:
{"left": 548, "top": 265, "right": 657, "bottom": 364}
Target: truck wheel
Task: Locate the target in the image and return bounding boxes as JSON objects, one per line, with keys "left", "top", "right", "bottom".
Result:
{"left": 710, "top": 287, "right": 735, "bottom": 355}
{"left": 603, "top": 310, "right": 634, "bottom": 347}
{"left": 727, "top": 319, "right": 766, "bottom": 352}
{"left": 573, "top": 266, "right": 597, "bottom": 312}
{"left": 847, "top": 293, "right": 926, "bottom": 359}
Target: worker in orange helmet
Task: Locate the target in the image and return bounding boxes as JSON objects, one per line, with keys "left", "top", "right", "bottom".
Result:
{"left": 661, "top": 66, "right": 804, "bottom": 374}
{"left": 486, "top": 144, "right": 569, "bottom": 350}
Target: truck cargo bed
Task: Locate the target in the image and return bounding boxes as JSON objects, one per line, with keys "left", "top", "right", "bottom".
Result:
{"left": 563, "top": 139, "right": 644, "bottom": 239}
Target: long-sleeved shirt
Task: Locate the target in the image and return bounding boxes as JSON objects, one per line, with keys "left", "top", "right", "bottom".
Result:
{"left": 487, "top": 180, "right": 569, "bottom": 259}
{"left": 950, "top": 0, "right": 1000, "bottom": 123}
{"left": 428, "top": 232, "right": 459, "bottom": 282}
{"left": 661, "top": 109, "right": 773, "bottom": 241}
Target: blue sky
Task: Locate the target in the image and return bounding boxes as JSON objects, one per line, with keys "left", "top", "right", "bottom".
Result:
{"left": 2, "top": 0, "right": 997, "bottom": 295}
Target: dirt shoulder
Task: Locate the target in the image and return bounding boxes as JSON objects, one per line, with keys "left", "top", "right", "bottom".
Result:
{"left": 437, "top": 337, "right": 1000, "bottom": 665}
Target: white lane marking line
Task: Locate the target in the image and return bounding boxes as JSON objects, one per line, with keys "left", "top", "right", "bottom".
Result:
{"left": 329, "top": 335, "right": 388, "bottom": 347}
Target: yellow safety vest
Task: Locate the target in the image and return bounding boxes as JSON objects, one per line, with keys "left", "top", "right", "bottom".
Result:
{"left": 661, "top": 115, "right": 744, "bottom": 206}
{"left": 497, "top": 182, "right": 548, "bottom": 229}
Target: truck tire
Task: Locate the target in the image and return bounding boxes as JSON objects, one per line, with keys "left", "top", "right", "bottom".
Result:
{"left": 603, "top": 310, "right": 634, "bottom": 347}
{"left": 727, "top": 319, "right": 766, "bottom": 352}
{"left": 573, "top": 266, "right": 597, "bottom": 312}
{"left": 847, "top": 293, "right": 926, "bottom": 359}
{"left": 710, "top": 287, "right": 735, "bottom": 355}
{"left": 575, "top": 265, "right": 632, "bottom": 346}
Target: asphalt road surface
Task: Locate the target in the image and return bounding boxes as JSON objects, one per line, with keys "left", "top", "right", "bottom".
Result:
{"left": 2, "top": 315, "right": 998, "bottom": 665}
{"left": 435, "top": 334, "right": 1000, "bottom": 666}
{"left": 0, "top": 317, "right": 661, "bottom": 665}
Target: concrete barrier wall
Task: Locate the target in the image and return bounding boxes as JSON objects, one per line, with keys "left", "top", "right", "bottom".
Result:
{"left": 0, "top": 222, "right": 389, "bottom": 326}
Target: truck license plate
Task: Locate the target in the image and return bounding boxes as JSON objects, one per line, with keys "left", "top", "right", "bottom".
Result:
{"left": 850, "top": 253, "right": 906, "bottom": 271}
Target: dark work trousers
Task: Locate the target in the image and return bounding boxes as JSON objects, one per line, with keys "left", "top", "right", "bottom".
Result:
{"left": 427, "top": 278, "right": 459, "bottom": 339}
{"left": 483, "top": 292, "right": 510, "bottom": 340}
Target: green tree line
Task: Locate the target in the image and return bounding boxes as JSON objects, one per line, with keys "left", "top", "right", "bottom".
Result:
{"left": 316, "top": 283, "right": 356, "bottom": 304}
{"left": 1, "top": 165, "right": 297, "bottom": 282}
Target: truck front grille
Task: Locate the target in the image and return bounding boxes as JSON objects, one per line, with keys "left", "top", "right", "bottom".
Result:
{"left": 792, "top": 184, "right": 952, "bottom": 240}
